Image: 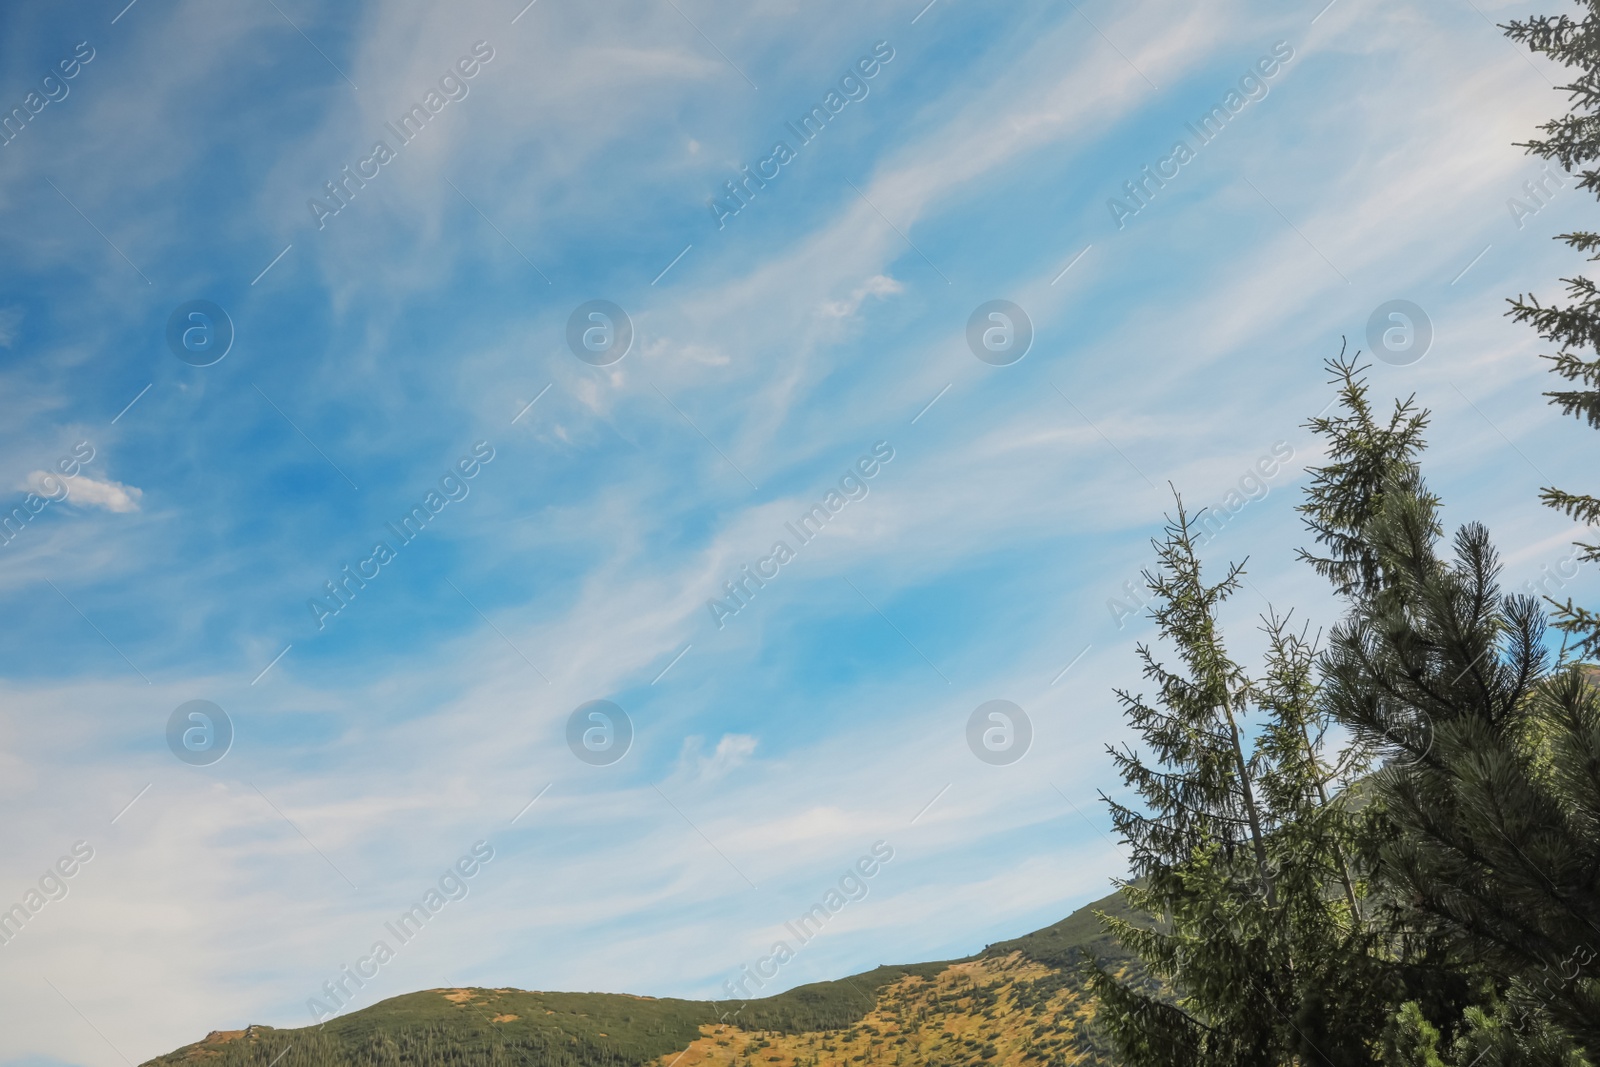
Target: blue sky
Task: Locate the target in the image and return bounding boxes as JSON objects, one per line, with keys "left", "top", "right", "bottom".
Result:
{"left": 0, "top": 0, "right": 1595, "bottom": 1062}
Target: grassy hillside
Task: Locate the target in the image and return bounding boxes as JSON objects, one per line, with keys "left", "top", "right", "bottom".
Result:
{"left": 142, "top": 890, "right": 1148, "bottom": 1067}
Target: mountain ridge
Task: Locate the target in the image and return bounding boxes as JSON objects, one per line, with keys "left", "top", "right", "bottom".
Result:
{"left": 142, "top": 889, "right": 1148, "bottom": 1067}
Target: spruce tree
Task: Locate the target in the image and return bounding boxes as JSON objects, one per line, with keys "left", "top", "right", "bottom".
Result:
{"left": 1092, "top": 498, "right": 1389, "bottom": 1067}
{"left": 1297, "top": 346, "right": 1432, "bottom": 604}
{"left": 1094, "top": 354, "right": 1562, "bottom": 1066}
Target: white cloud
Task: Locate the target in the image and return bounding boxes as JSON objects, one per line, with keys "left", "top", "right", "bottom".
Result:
{"left": 819, "top": 274, "right": 904, "bottom": 318}
{"left": 678, "top": 733, "right": 759, "bottom": 781}
{"left": 27, "top": 472, "right": 144, "bottom": 513}
{"left": 0, "top": 307, "right": 21, "bottom": 348}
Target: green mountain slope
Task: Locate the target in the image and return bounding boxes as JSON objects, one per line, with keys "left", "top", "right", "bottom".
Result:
{"left": 142, "top": 891, "right": 1147, "bottom": 1067}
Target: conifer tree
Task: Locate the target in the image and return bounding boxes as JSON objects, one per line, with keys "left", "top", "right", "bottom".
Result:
{"left": 1296, "top": 347, "right": 1432, "bottom": 604}
{"left": 1295, "top": 8, "right": 1600, "bottom": 1061}
{"left": 1092, "top": 498, "right": 1388, "bottom": 1067}
{"left": 1505, "top": 0, "right": 1600, "bottom": 655}
{"left": 1316, "top": 463, "right": 1600, "bottom": 1063}
{"left": 1292, "top": 351, "right": 1600, "bottom": 1063}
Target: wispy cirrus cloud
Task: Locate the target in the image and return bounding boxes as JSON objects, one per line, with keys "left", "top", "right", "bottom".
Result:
{"left": 22, "top": 470, "right": 142, "bottom": 512}
{"left": 0, "top": 0, "right": 1593, "bottom": 1064}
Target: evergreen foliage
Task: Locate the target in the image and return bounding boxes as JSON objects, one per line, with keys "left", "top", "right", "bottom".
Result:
{"left": 1091, "top": 497, "right": 1388, "bottom": 1067}
{"left": 1506, "top": 0, "right": 1600, "bottom": 655}
{"left": 1296, "top": 347, "right": 1432, "bottom": 603}
{"left": 1317, "top": 459, "right": 1600, "bottom": 1061}
{"left": 1098, "top": 347, "right": 1600, "bottom": 1065}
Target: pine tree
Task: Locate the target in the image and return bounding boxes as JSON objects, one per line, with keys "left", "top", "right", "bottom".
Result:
{"left": 1314, "top": 442, "right": 1600, "bottom": 1063}
{"left": 1505, "top": 1, "right": 1600, "bottom": 655}
{"left": 1295, "top": 357, "right": 1477, "bottom": 1040}
{"left": 1091, "top": 497, "right": 1390, "bottom": 1067}
{"left": 1291, "top": 351, "right": 1600, "bottom": 1063}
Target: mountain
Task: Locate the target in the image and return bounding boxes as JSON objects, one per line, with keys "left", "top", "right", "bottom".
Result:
{"left": 142, "top": 891, "right": 1152, "bottom": 1067}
